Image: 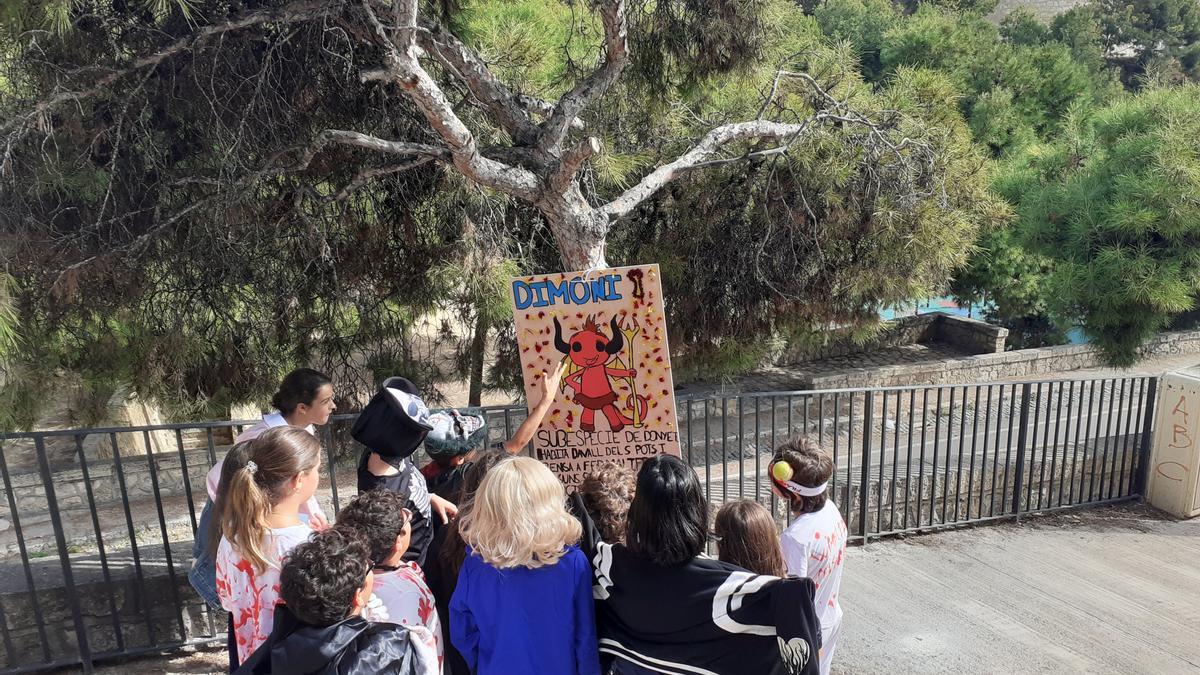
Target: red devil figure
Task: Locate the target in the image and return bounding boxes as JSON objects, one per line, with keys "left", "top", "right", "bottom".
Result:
{"left": 554, "top": 314, "right": 648, "bottom": 432}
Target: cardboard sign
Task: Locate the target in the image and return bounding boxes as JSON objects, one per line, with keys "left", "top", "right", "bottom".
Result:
{"left": 510, "top": 264, "right": 681, "bottom": 487}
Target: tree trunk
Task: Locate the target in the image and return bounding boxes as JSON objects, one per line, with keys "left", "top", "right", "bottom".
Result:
{"left": 467, "top": 310, "right": 487, "bottom": 406}
{"left": 541, "top": 186, "right": 609, "bottom": 270}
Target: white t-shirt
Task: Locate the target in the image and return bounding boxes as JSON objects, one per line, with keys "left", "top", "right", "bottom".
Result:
{"left": 216, "top": 523, "right": 313, "bottom": 662}
{"left": 372, "top": 562, "right": 443, "bottom": 668}
{"left": 781, "top": 500, "right": 847, "bottom": 675}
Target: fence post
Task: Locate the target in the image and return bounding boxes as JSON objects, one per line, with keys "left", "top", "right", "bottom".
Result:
{"left": 1011, "top": 382, "right": 1032, "bottom": 517}
{"left": 1134, "top": 377, "right": 1159, "bottom": 496}
{"left": 859, "top": 391, "right": 874, "bottom": 544}
{"left": 34, "top": 436, "right": 94, "bottom": 673}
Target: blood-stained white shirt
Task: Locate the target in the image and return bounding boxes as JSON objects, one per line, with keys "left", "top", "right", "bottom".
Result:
{"left": 215, "top": 524, "right": 313, "bottom": 662}
{"left": 781, "top": 500, "right": 846, "bottom": 675}
{"left": 372, "top": 562, "right": 442, "bottom": 670}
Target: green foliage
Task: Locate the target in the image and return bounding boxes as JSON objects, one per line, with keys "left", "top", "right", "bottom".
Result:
{"left": 1000, "top": 85, "right": 1200, "bottom": 365}
{"left": 1096, "top": 0, "right": 1200, "bottom": 69}
{"left": 968, "top": 88, "right": 1038, "bottom": 156}
{"left": 0, "top": 274, "right": 18, "bottom": 363}
{"left": 1000, "top": 8, "right": 1051, "bottom": 46}
{"left": 813, "top": 0, "right": 900, "bottom": 80}
{"left": 7, "top": 0, "right": 1200, "bottom": 410}
{"left": 878, "top": 4, "right": 1118, "bottom": 156}
{"left": 1050, "top": 6, "right": 1109, "bottom": 73}
{"left": 610, "top": 51, "right": 1008, "bottom": 363}
{"left": 896, "top": 0, "right": 1000, "bottom": 17}
{"left": 949, "top": 227, "right": 1068, "bottom": 349}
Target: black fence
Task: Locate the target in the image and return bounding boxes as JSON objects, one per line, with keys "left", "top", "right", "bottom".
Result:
{"left": 0, "top": 376, "right": 1158, "bottom": 673}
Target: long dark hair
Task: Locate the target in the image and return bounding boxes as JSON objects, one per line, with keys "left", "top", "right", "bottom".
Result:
{"left": 271, "top": 368, "right": 332, "bottom": 415}
{"left": 439, "top": 448, "right": 509, "bottom": 578}
{"left": 626, "top": 455, "right": 708, "bottom": 567}
{"left": 714, "top": 500, "right": 786, "bottom": 576}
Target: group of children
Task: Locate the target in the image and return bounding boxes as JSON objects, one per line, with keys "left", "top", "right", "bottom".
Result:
{"left": 190, "top": 368, "right": 846, "bottom": 675}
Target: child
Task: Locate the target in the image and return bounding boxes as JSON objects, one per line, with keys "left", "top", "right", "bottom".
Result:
{"left": 450, "top": 456, "right": 601, "bottom": 675}
{"left": 352, "top": 365, "right": 565, "bottom": 566}
{"left": 714, "top": 499, "right": 787, "bottom": 577}
{"left": 421, "top": 407, "right": 490, "bottom": 497}
{"left": 336, "top": 488, "right": 442, "bottom": 665}
{"left": 568, "top": 454, "right": 823, "bottom": 675}
{"left": 424, "top": 448, "right": 508, "bottom": 675}
{"left": 214, "top": 426, "right": 322, "bottom": 663}
{"left": 577, "top": 461, "right": 637, "bottom": 544}
{"left": 235, "top": 528, "right": 439, "bottom": 674}
{"left": 209, "top": 368, "right": 336, "bottom": 528}
{"left": 191, "top": 369, "right": 334, "bottom": 668}
{"left": 770, "top": 437, "right": 847, "bottom": 675}
{"left": 351, "top": 376, "right": 459, "bottom": 567}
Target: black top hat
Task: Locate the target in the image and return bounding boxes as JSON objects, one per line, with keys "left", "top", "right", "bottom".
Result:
{"left": 351, "top": 377, "right": 433, "bottom": 460}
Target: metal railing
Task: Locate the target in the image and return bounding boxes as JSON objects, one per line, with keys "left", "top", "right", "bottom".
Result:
{"left": 0, "top": 375, "right": 1158, "bottom": 673}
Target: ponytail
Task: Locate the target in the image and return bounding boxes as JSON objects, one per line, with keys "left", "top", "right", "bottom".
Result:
{"left": 211, "top": 427, "right": 322, "bottom": 572}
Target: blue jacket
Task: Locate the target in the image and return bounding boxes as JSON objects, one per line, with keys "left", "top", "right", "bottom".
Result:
{"left": 188, "top": 500, "right": 221, "bottom": 609}
{"left": 450, "top": 545, "right": 601, "bottom": 675}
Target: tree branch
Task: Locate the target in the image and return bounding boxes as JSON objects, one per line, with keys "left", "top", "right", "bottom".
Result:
{"left": 416, "top": 24, "right": 537, "bottom": 143}
{"left": 549, "top": 137, "right": 600, "bottom": 191}
{"left": 0, "top": 0, "right": 340, "bottom": 141}
{"left": 393, "top": 0, "right": 418, "bottom": 49}
{"left": 599, "top": 72, "right": 934, "bottom": 222}
{"left": 322, "top": 156, "right": 437, "bottom": 202}
{"left": 52, "top": 197, "right": 216, "bottom": 297}
{"left": 514, "top": 95, "right": 585, "bottom": 130}
{"left": 51, "top": 129, "right": 442, "bottom": 290}
{"left": 599, "top": 121, "right": 815, "bottom": 221}
{"left": 360, "top": 0, "right": 541, "bottom": 200}
{"left": 316, "top": 129, "right": 449, "bottom": 160}
{"left": 537, "top": 0, "right": 627, "bottom": 152}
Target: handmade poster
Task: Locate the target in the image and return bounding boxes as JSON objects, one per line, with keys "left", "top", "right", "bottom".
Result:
{"left": 510, "top": 264, "right": 681, "bottom": 487}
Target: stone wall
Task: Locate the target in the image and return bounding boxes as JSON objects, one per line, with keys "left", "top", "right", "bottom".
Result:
{"left": 773, "top": 314, "right": 939, "bottom": 365}
{"left": 0, "top": 547, "right": 219, "bottom": 668}
{"left": 776, "top": 312, "right": 1007, "bottom": 366}
{"left": 935, "top": 314, "right": 1008, "bottom": 355}
{"left": 0, "top": 446, "right": 214, "bottom": 514}
{"left": 806, "top": 329, "right": 1200, "bottom": 390}
{"left": 2, "top": 379, "right": 245, "bottom": 472}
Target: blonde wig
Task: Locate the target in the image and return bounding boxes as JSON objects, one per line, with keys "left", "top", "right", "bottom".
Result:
{"left": 457, "top": 456, "right": 581, "bottom": 569}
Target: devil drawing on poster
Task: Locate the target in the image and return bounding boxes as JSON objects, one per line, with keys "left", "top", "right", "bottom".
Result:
{"left": 552, "top": 314, "right": 649, "bottom": 432}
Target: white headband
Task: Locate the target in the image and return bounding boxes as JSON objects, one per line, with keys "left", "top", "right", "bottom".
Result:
{"left": 776, "top": 480, "right": 828, "bottom": 497}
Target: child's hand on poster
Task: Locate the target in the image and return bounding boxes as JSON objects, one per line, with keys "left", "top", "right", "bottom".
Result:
{"left": 504, "top": 360, "right": 569, "bottom": 454}
{"left": 536, "top": 360, "right": 568, "bottom": 410}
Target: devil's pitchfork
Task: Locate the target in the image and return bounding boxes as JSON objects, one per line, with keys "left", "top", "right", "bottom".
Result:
{"left": 619, "top": 315, "right": 644, "bottom": 428}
